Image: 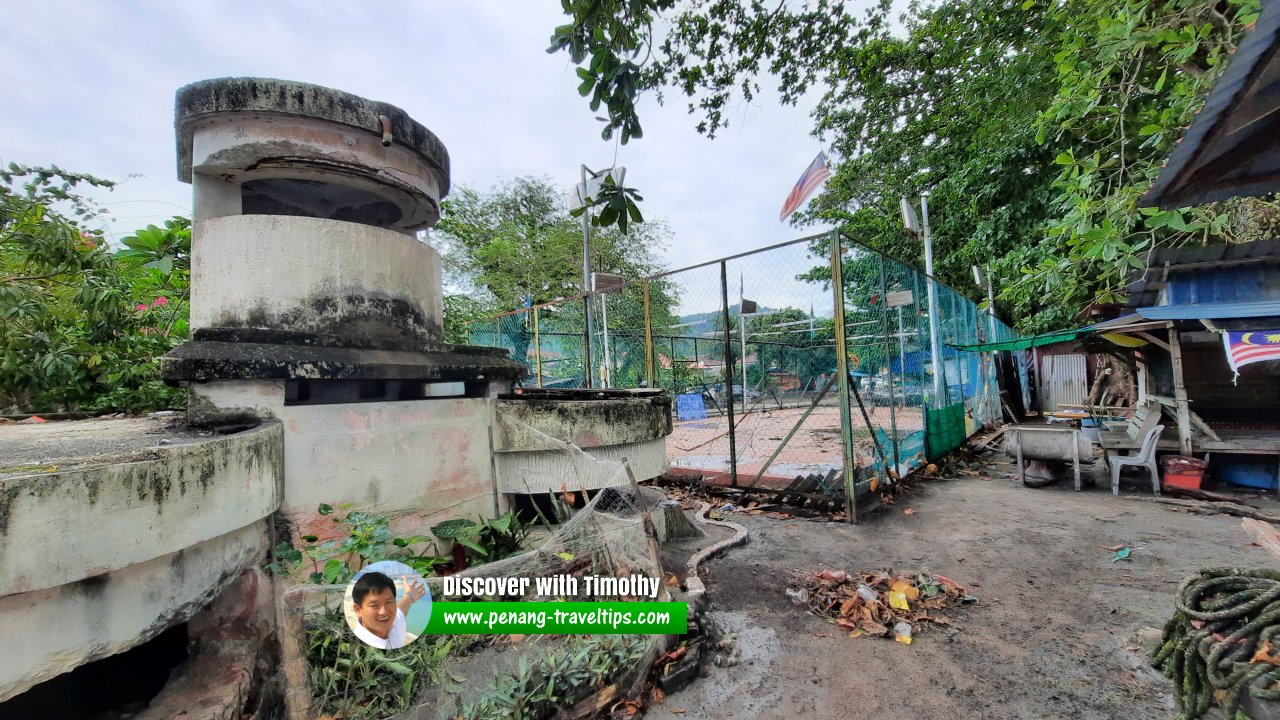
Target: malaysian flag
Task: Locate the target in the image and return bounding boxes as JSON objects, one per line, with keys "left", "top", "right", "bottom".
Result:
{"left": 779, "top": 152, "right": 833, "bottom": 222}
{"left": 1222, "top": 330, "right": 1280, "bottom": 381}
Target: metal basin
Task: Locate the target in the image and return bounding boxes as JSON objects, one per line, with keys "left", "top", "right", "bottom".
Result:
{"left": 1004, "top": 426, "right": 1094, "bottom": 463}
{"left": 1004, "top": 426, "right": 1095, "bottom": 491}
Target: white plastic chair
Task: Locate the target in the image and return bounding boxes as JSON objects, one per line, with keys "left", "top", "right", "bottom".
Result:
{"left": 1111, "top": 424, "right": 1165, "bottom": 496}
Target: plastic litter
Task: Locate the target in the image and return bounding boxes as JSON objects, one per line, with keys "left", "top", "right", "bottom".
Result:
{"left": 894, "top": 622, "right": 913, "bottom": 645}
{"left": 856, "top": 584, "right": 879, "bottom": 603}
{"left": 786, "top": 587, "right": 809, "bottom": 605}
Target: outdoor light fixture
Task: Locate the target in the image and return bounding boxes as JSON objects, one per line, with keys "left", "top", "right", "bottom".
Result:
{"left": 573, "top": 165, "right": 626, "bottom": 388}
{"left": 900, "top": 196, "right": 922, "bottom": 235}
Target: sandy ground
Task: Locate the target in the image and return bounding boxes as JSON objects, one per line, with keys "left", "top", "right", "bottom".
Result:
{"left": 667, "top": 404, "right": 923, "bottom": 482}
{"left": 648, "top": 457, "right": 1279, "bottom": 720}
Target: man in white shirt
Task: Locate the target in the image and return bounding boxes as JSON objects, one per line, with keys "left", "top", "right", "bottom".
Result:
{"left": 350, "top": 571, "right": 426, "bottom": 649}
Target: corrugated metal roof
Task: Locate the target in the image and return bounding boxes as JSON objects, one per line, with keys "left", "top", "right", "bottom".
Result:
{"left": 1137, "top": 301, "right": 1280, "bottom": 320}
{"left": 1124, "top": 239, "right": 1280, "bottom": 307}
{"left": 1141, "top": 0, "right": 1280, "bottom": 209}
{"left": 1091, "top": 313, "right": 1145, "bottom": 330}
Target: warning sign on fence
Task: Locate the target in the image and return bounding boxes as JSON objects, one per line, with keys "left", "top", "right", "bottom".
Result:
{"left": 675, "top": 394, "right": 707, "bottom": 421}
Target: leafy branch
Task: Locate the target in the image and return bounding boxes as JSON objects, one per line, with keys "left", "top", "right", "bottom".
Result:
{"left": 568, "top": 175, "right": 645, "bottom": 233}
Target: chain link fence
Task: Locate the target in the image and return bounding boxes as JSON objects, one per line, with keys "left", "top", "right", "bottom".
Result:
{"left": 464, "top": 231, "right": 1019, "bottom": 513}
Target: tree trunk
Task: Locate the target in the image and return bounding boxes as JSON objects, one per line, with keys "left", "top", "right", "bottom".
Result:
{"left": 658, "top": 500, "right": 704, "bottom": 541}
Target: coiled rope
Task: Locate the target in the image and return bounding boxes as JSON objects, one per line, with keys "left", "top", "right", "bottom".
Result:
{"left": 1152, "top": 568, "right": 1280, "bottom": 718}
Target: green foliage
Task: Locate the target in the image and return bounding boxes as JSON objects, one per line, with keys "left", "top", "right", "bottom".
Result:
{"left": 547, "top": 0, "right": 673, "bottom": 144}
{"left": 547, "top": 1, "right": 667, "bottom": 230}
{"left": 568, "top": 175, "right": 646, "bottom": 233}
{"left": 437, "top": 177, "right": 669, "bottom": 312}
{"left": 281, "top": 504, "right": 450, "bottom": 584}
{"left": 460, "top": 634, "right": 649, "bottom": 720}
{"left": 438, "top": 177, "right": 680, "bottom": 385}
{"left": 747, "top": 307, "right": 837, "bottom": 388}
{"left": 276, "top": 505, "right": 534, "bottom": 585}
{"left": 307, "top": 601, "right": 482, "bottom": 719}
{"left": 1021, "top": 0, "right": 1271, "bottom": 330}
{"left": 443, "top": 295, "right": 487, "bottom": 345}
{"left": 432, "top": 510, "right": 534, "bottom": 564}
{"left": 0, "top": 163, "right": 189, "bottom": 412}
{"left": 551, "top": 0, "right": 1278, "bottom": 332}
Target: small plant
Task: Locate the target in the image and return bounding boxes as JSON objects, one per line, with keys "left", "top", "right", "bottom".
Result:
{"left": 273, "top": 503, "right": 449, "bottom": 584}
{"left": 306, "top": 601, "right": 484, "bottom": 719}
{"left": 431, "top": 511, "right": 534, "bottom": 573}
{"left": 460, "top": 635, "right": 649, "bottom": 720}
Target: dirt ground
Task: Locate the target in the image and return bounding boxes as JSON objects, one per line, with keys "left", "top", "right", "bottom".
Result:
{"left": 667, "top": 404, "right": 922, "bottom": 482}
{"left": 648, "top": 457, "right": 1279, "bottom": 720}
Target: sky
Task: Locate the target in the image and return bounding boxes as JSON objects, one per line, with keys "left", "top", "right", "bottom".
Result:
{"left": 0, "top": 1, "right": 844, "bottom": 314}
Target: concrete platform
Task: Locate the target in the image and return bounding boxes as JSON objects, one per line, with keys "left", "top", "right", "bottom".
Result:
{"left": 0, "top": 414, "right": 213, "bottom": 478}
{"left": 0, "top": 416, "right": 283, "bottom": 702}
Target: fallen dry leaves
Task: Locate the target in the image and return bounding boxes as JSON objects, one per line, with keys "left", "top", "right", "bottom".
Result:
{"left": 1254, "top": 641, "right": 1280, "bottom": 666}
{"left": 790, "top": 568, "right": 973, "bottom": 641}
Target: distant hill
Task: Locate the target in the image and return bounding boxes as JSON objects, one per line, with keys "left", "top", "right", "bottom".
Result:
{"left": 672, "top": 304, "right": 778, "bottom": 338}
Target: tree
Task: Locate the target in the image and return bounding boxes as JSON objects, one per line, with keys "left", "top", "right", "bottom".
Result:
{"left": 0, "top": 163, "right": 190, "bottom": 413}
{"left": 549, "top": 0, "right": 1274, "bottom": 332}
{"left": 434, "top": 176, "right": 680, "bottom": 385}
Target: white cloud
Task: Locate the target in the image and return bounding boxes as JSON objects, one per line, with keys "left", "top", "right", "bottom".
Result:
{"left": 0, "top": 0, "right": 839, "bottom": 266}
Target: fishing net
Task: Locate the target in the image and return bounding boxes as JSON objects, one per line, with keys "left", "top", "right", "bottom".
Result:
{"left": 284, "top": 424, "right": 669, "bottom": 720}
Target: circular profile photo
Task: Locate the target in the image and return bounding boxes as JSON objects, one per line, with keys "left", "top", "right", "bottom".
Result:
{"left": 343, "top": 560, "right": 432, "bottom": 649}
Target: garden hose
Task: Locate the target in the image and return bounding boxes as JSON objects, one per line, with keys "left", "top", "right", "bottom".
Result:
{"left": 1152, "top": 568, "right": 1280, "bottom": 718}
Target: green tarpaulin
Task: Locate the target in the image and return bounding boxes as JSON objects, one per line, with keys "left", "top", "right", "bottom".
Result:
{"left": 949, "top": 327, "right": 1092, "bottom": 353}
{"left": 926, "top": 403, "right": 967, "bottom": 461}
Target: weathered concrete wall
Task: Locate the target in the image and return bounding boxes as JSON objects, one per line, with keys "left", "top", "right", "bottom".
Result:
{"left": 188, "top": 114, "right": 445, "bottom": 231}
{"left": 493, "top": 395, "right": 672, "bottom": 451}
{"left": 177, "top": 78, "right": 450, "bottom": 230}
{"left": 494, "top": 437, "right": 667, "bottom": 493}
{"left": 188, "top": 381, "right": 497, "bottom": 536}
{"left": 134, "top": 567, "right": 277, "bottom": 720}
{"left": 0, "top": 521, "right": 269, "bottom": 703}
{"left": 0, "top": 422, "right": 283, "bottom": 596}
{"left": 190, "top": 215, "right": 443, "bottom": 348}
{"left": 492, "top": 394, "right": 671, "bottom": 492}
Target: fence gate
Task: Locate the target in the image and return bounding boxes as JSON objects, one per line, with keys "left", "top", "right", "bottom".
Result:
{"left": 1040, "top": 354, "right": 1088, "bottom": 412}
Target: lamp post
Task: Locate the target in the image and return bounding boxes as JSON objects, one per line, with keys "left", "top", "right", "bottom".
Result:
{"left": 574, "top": 165, "right": 626, "bottom": 388}
{"left": 592, "top": 272, "right": 625, "bottom": 388}
{"left": 973, "top": 264, "right": 999, "bottom": 425}
{"left": 901, "top": 193, "right": 944, "bottom": 404}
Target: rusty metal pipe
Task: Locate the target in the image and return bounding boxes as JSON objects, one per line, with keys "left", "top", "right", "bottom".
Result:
{"left": 378, "top": 115, "right": 393, "bottom": 147}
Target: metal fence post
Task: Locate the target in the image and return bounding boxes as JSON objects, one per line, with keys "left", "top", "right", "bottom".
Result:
{"left": 877, "top": 251, "right": 901, "bottom": 478}
{"left": 643, "top": 280, "right": 655, "bottom": 387}
{"left": 720, "top": 261, "right": 738, "bottom": 486}
{"left": 533, "top": 308, "right": 543, "bottom": 388}
{"left": 831, "top": 232, "right": 858, "bottom": 524}
{"left": 670, "top": 337, "right": 677, "bottom": 391}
